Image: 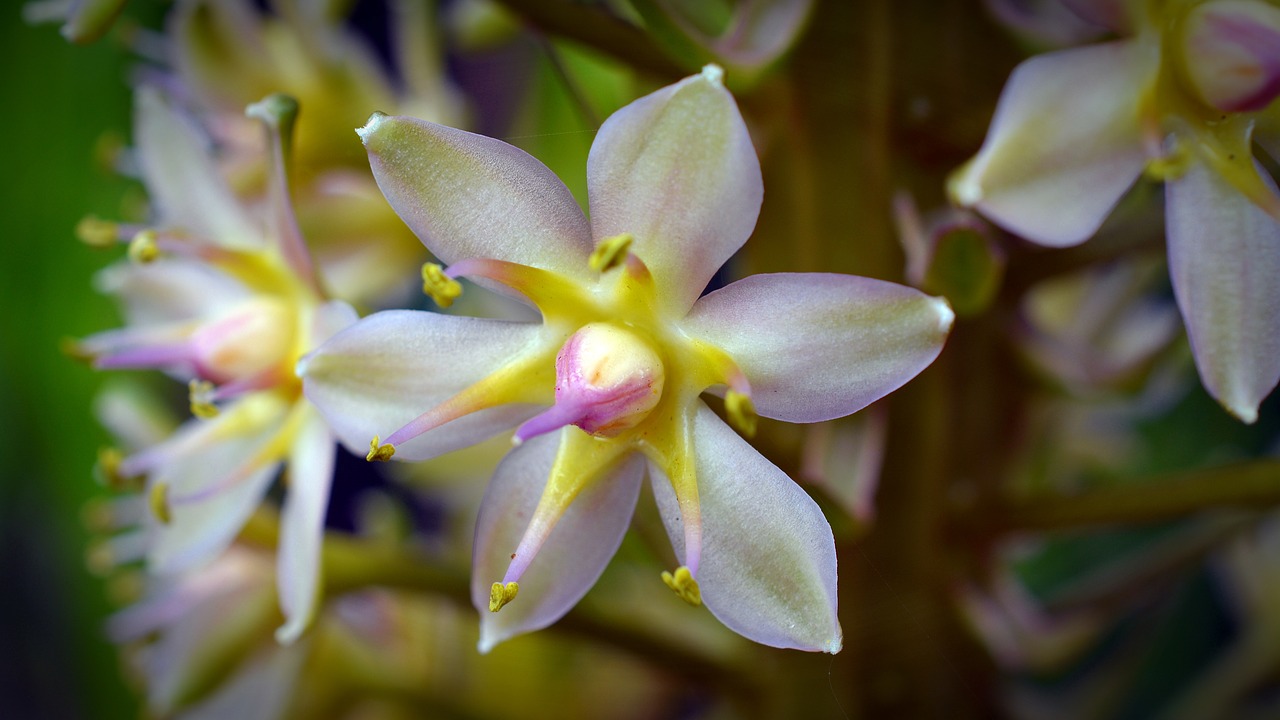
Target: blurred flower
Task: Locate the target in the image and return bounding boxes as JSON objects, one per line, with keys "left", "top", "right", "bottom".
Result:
{"left": 157, "top": 0, "right": 463, "bottom": 306}
{"left": 23, "top": 0, "right": 127, "bottom": 44}
{"left": 78, "top": 89, "right": 356, "bottom": 642}
{"left": 950, "top": 0, "right": 1280, "bottom": 422}
{"left": 301, "top": 65, "right": 954, "bottom": 652}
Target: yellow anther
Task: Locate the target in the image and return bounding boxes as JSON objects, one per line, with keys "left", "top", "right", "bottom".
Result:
{"left": 488, "top": 581, "right": 520, "bottom": 612}
{"left": 60, "top": 337, "right": 94, "bottom": 364}
{"left": 661, "top": 566, "right": 702, "bottom": 606}
{"left": 128, "top": 230, "right": 160, "bottom": 264}
{"left": 75, "top": 215, "right": 119, "bottom": 248}
{"left": 81, "top": 498, "right": 115, "bottom": 533}
{"left": 188, "top": 379, "right": 219, "bottom": 419}
{"left": 421, "top": 263, "right": 463, "bottom": 308}
{"left": 85, "top": 542, "right": 115, "bottom": 576}
{"left": 588, "top": 233, "right": 634, "bottom": 273}
{"left": 366, "top": 435, "right": 396, "bottom": 462}
{"left": 94, "top": 447, "right": 134, "bottom": 489}
{"left": 725, "top": 390, "right": 758, "bottom": 438}
{"left": 107, "top": 571, "right": 146, "bottom": 606}
{"left": 149, "top": 483, "right": 172, "bottom": 525}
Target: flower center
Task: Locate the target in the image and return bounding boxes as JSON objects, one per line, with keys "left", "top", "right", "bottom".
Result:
{"left": 191, "top": 297, "right": 295, "bottom": 383}
{"left": 514, "top": 322, "right": 665, "bottom": 443}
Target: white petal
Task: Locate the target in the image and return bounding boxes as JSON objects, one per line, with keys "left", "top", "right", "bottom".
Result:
{"left": 651, "top": 405, "right": 841, "bottom": 652}
{"left": 682, "top": 273, "right": 954, "bottom": 423}
{"left": 275, "top": 408, "right": 335, "bottom": 644}
{"left": 587, "top": 66, "right": 762, "bottom": 313}
{"left": 134, "top": 86, "right": 261, "bottom": 247}
{"left": 950, "top": 40, "right": 1155, "bottom": 246}
{"left": 471, "top": 432, "right": 645, "bottom": 652}
{"left": 95, "top": 258, "right": 250, "bottom": 327}
{"left": 358, "top": 113, "right": 594, "bottom": 277}
{"left": 147, "top": 397, "right": 288, "bottom": 573}
{"left": 1166, "top": 160, "right": 1280, "bottom": 422}
{"left": 298, "top": 310, "right": 547, "bottom": 461}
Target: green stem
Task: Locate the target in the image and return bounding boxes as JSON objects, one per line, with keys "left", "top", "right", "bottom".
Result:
{"left": 488, "top": 0, "right": 686, "bottom": 78}
{"left": 980, "top": 461, "right": 1280, "bottom": 533}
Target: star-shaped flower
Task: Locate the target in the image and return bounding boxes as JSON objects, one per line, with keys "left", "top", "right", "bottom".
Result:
{"left": 79, "top": 88, "right": 355, "bottom": 643}
{"left": 950, "top": 0, "right": 1280, "bottom": 421}
{"left": 300, "top": 65, "right": 954, "bottom": 652}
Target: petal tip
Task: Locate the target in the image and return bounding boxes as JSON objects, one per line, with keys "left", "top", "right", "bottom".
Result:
{"left": 933, "top": 296, "right": 957, "bottom": 335}
{"left": 947, "top": 165, "right": 983, "bottom": 208}
{"left": 1224, "top": 398, "right": 1260, "bottom": 425}
{"left": 825, "top": 634, "right": 844, "bottom": 655}
{"left": 700, "top": 63, "right": 726, "bottom": 86}
{"left": 356, "top": 111, "right": 390, "bottom": 145}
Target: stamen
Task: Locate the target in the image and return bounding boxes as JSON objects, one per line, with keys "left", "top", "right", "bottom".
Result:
{"left": 149, "top": 482, "right": 172, "bottom": 524}
{"left": 588, "top": 233, "right": 634, "bottom": 272}
{"left": 661, "top": 566, "right": 702, "bottom": 606}
{"left": 367, "top": 435, "right": 396, "bottom": 462}
{"left": 76, "top": 215, "right": 120, "bottom": 248}
{"left": 421, "top": 262, "right": 463, "bottom": 307}
{"left": 188, "top": 379, "right": 219, "bottom": 419}
{"left": 725, "top": 390, "right": 758, "bottom": 437}
{"left": 488, "top": 581, "right": 519, "bottom": 612}
{"left": 94, "top": 447, "right": 140, "bottom": 490}
{"left": 61, "top": 337, "right": 94, "bottom": 364}
{"left": 128, "top": 230, "right": 160, "bottom": 264}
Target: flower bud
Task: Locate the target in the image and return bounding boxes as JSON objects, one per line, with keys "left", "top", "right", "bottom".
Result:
{"left": 514, "top": 323, "right": 665, "bottom": 442}
{"left": 1180, "top": 0, "right": 1280, "bottom": 113}
{"left": 191, "top": 299, "right": 294, "bottom": 382}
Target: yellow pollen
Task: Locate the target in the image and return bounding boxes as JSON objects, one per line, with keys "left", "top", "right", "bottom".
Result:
{"left": 725, "top": 390, "right": 758, "bottom": 437}
{"left": 421, "top": 263, "right": 463, "bottom": 308}
{"left": 106, "top": 571, "right": 146, "bottom": 606}
{"left": 128, "top": 230, "right": 160, "bottom": 264}
{"left": 75, "top": 215, "right": 118, "bottom": 248}
{"left": 588, "top": 232, "right": 634, "bottom": 272}
{"left": 367, "top": 435, "right": 396, "bottom": 462}
{"left": 188, "top": 379, "right": 219, "bottom": 419}
{"left": 661, "top": 566, "right": 702, "bottom": 606}
{"left": 94, "top": 447, "right": 135, "bottom": 490}
{"left": 60, "top": 337, "right": 94, "bottom": 364}
{"left": 85, "top": 543, "right": 115, "bottom": 576}
{"left": 488, "top": 581, "right": 519, "bottom": 612}
{"left": 149, "top": 483, "right": 172, "bottom": 525}
{"left": 81, "top": 498, "right": 115, "bottom": 533}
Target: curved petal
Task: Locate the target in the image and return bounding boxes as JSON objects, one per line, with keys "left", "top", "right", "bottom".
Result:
{"left": 275, "top": 408, "right": 335, "bottom": 644}
{"left": 682, "top": 273, "right": 954, "bottom": 423}
{"left": 650, "top": 406, "right": 841, "bottom": 652}
{"left": 587, "top": 66, "right": 762, "bottom": 313}
{"left": 298, "top": 310, "right": 547, "bottom": 461}
{"left": 471, "top": 431, "right": 644, "bottom": 652}
{"left": 146, "top": 396, "right": 288, "bottom": 573}
{"left": 949, "top": 40, "right": 1155, "bottom": 247}
{"left": 1167, "top": 160, "right": 1280, "bottom": 423}
{"left": 357, "top": 114, "right": 594, "bottom": 277}
{"left": 134, "top": 86, "right": 261, "bottom": 248}
{"left": 96, "top": 259, "right": 250, "bottom": 327}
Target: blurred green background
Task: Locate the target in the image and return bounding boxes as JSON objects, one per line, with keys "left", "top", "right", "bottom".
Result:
{"left": 0, "top": 10, "right": 139, "bottom": 717}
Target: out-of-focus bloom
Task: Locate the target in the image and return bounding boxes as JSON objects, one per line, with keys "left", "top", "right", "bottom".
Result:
{"left": 301, "top": 65, "right": 954, "bottom": 652}
{"left": 78, "top": 88, "right": 355, "bottom": 642}
{"left": 951, "top": 0, "right": 1280, "bottom": 422}
{"left": 23, "top": 0, "right": 127, "bottom": 44}
{"left": 161, "top": 0, "right": 463, "bottom": 306}
{"left": 635, "top": 0, "right": 815, "bottom": 81}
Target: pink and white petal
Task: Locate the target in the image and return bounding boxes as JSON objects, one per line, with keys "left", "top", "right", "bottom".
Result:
{"left": 134, "top": 86, "right": 261, "bottom": 248}
{"left": 1060, "top": 0, "right": 1137, "bottom": 32}
{"left": 146, "top": 397, "right": 289, "bottom": 573}
{"left": 1166, "top": 160, "right": 1280, "bottom": 423}
{"left": 298, "top": 310, "right": 547, "bottom": 461}
{"left": 96, "top": 259, "right": 250, "bottom": 327}
{"left": 357, "top": 114, "right": 594, "bottom": 277}
{"left": 682, "top": 273, "right": 954, "bottom": 423}
{"left": 949, "top": 40, "right": 1155, "bottom": 247}
{"left": 587, "top": 66, "right": 762, "bottom": 313}
{"left": 275, "top": 408, "right": 335, "bottom": 644}
{"left": 178, "top": 641, "right": 309, "bottom": 720}
{"left": 472, "top": 431, "right": 645, "bottom": 652}
{"left": 650, "top": 405, "right": 841, "bottom": 652}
